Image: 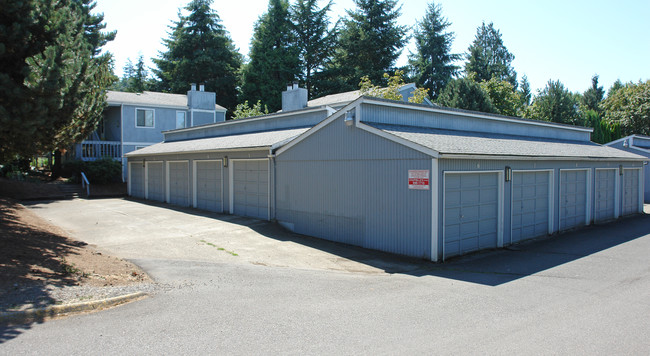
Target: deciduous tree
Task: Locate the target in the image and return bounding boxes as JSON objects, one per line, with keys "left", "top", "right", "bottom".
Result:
{"left": 526, "top": 80, "right": 580, "bottom": 125}
{"left": 601, "top": 80, "right": 650, "bottom": 135}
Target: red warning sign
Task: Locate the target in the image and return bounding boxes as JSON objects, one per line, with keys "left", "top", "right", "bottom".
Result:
{"left": 408, "top": 170, "right": 430, "bottom": 190}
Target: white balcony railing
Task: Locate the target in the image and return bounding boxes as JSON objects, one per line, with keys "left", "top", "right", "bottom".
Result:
{"left": 81, "top": 140, "right": 121, "bottom": 161}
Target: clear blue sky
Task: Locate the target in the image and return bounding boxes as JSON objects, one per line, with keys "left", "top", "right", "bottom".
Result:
{"left": 95, "top": 0, "right": 649, "bottom": 96}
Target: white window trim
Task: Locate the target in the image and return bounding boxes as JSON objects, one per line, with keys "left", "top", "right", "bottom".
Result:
{"left": 510, "top": 169, "right": 554, "bottom": 245}
{"left": 135, "top": 107, "right": 155, "bottom": 128}
{"left": 165, "top": 160, "right": 190, "bottom": 204}
{"left": 192, "top": 159, "right": 224, "bottom": 213}
{"left": 176, "top": 111, "right": 187, "bottom": 129}
{"left": 441, "top": 170, "right": 504, "bottom": 262}
{"left": 229, "top": 158, "right": 271, "bottom": 221}
{"left": 558, "top": 168, "right": 592, "bottom": 231}
{"left": 430, "top": 159, "right": 439, "bottom": 262}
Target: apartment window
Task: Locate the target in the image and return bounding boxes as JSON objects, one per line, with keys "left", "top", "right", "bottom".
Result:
{"left": 136, "top": 108, "right": 154, "bottom": 127}
{"left": 176, "top": 111, "right": 187, "bottom": 129}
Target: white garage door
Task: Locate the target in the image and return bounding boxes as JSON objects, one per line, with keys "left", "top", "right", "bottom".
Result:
{"left": 622, "top": 168, "right": 640, "bottom": 216}
{"left": 559, "top": 170, "right": 588, "bottom": 231}
{"left": 444, "top": 172, "right": 499, "bottom": 259}
{"left": 146, "top": 162, "right": 164, "bottom": 202}
{"left": 594, "top": 169, "right": 616, "bottom": 222}
{"left": 232, "top": 159, "right": 269, "bottom": 220}
{"left": 511, "top": 171, "right": 550, "bottom": 244}
{"left": 167, "top": 161, "right": 190, "bottom": 207}
{"left": 194, "top": 160, "right": 223, "bottom": 213}
{"left": 129, "top": 162, "right": 145, "bottom": 199}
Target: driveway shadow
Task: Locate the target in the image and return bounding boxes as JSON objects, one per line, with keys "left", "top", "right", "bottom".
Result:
{"left": 0, "top": 198, "right": 84, "bottom": 343}
{"left": 121, "top": 198, "right": 650, "bottom": 286}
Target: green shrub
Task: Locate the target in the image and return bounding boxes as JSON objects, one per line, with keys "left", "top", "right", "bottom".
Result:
{"left": 62, "top": 157, "right": 121, "bottom": 184}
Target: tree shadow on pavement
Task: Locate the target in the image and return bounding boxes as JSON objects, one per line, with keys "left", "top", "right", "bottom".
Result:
{"left": 0, "top": 198, "right": 83, "bottom": 343}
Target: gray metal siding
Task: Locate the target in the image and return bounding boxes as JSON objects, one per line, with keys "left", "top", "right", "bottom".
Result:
{"left": 360, "top": 104, "right": 591, "bottom": 142}
{"left": 559, "top": 170, "right": 588, "bottom": 231}
{"left": 165, "top": 110, "right": 329, "bottom": 142}
{"left": 622, "top": 169, "right": 640, "bottom": 215}
{"left": 147, "top": 162, "right": 164, "bottom": 202}
{"left": 594, "top": 169, "right": 616, "bottom": 222}
{"left": 130, "top": 163, "right": 145, "bottom": 198}
{"left": 195, "top": 160, "right": 222, "bottom": 212}
{"left": 191, "top": 111, "right": 215, "bottom": 126}
{"left": 276, "top": 117, "right": 432, "bottom": 258}
{"left": 444, "top": 172, "right": 499, "bottom": 258}
{"left": 233, "top": 160, "right": 269, "bottom": 219}
{"left": 511, "top": 171, "right": 550, "bottom": 244}
{"left": 168, "top": 161, "right": 190, "bottom": 207}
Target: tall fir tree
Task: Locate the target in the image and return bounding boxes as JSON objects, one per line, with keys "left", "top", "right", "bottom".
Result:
{"left": 518, "top": 75, "right": 532, "bottom": 106}
{"left": 113, "top": 55, "right": 153, "bottom": 92}
{"left": 153, "top": 0, "right": 242, "bottom": 112}
{"left": 240, "top": 0, "right": 299, "bottom": 111}
{"left": 581, "top": 74, "right": 605, "bottom": 113}
{"left": 290, "top": 0, "right": 338, "bottom": 98}
{"left": 465, "top": 22, "right": 517, "bottom": 88}
{"left": 330, "top": 0, "right": 408, "bottom": 90}
{"left": 0, "top": 0, "right": 115, "bottom": 170}
{"left": 408, "top": 1, "right": 460, "bottom": 99}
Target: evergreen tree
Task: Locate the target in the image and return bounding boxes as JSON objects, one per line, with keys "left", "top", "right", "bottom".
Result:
{"left": 241, "top": 0, "right": 299, "bottom": 111}
{"left": 290, "top": 0, "right": 338, "bottom": 97}
{"left": 408, "top": 1, "right": 460, "bottom": 99}
{"left": 518, "top": 75, "right": 531, "bottom": 106}
{"left": 333, "top": 0, "right": 408, "bottom": 88}
{"left": 581, "top": 74, "right": 605, "bottom": 112}
{"left": 0, "top": 0, "right": 115, "bottom": 168}
{"left": 607, "top": 79, "right": 624, "bottom": 98}
{"left": 479, "top": 77, "right": 521, "bottom": 117}
{"left": 153, "top": 0, "right": 242, "bottom": 112}
{"left": 113, "top": 55, "right": 153, "bottom": 92}
{"left": 436, "top": 77, "right": 497, "bottom": 114}
{"left": 526, "top": 80, "right": 581, "bottom": 125}
{"left": 465, "top": 22, "right": 517, "bottom": 87}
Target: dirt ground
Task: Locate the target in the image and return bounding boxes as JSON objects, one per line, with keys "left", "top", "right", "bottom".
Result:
{"left": 0, "top": 178, "right": 150, "bottom": 302}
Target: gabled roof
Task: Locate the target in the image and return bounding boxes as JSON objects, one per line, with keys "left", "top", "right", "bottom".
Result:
{"left": 368, "top": 123, "right": 645, "bottom": 160}
{"left": 126, "top": 127, "right": 309, "bottom": 157}
{"left": 107, "top": 91, "right": 226, "bottom": 111}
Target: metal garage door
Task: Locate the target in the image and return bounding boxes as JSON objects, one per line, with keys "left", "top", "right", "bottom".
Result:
{"left": 146, "top": 162, "right": 164, "bottom": 202}
{"left": 167, "top": 161, "right": 189, "bottom": 207}
{"left": 194, "top": 160, "right": 223, "bottom": 213}
{"left": 559, "top": 170, "right": 588, "bottom": 231}
{"left": 129, "top": 162, "right": 145, "bottom": 198}
{"left": 594, "top": 169, "right": 616, "bottom": 222}
{"left": 511, "top": 171, "right": 550, "bottom": 244}
{"left": 444, "top": 172, "right": 499, "bottom": 259}
{"left": 622, "top": 168, "right": 640, "bottom": 216}
{"left": 232, "top": 159, "right": 269, "bottom": 220}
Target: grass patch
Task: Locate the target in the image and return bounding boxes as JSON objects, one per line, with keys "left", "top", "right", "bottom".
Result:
{"left": 200, "top": 240, "right": 238, "bottom": 256}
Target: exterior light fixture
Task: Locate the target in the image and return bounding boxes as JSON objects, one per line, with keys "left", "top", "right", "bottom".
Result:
{"left": 223, "top": 156, "right": 228, "bottom": 167}
{"left": 142, "top": 159, "right": 145, "bottom": 168}
{"left": 623, "top": 139, "right": 629, "bottom": 148}
{"left": 505, "top": 166, "right": 512, "bottom": 182}
{"left": 344, "top": 110, "right": 355, "bottom": 126}
{"left": 619, "top": 164, "right": 624, "bottom": 175}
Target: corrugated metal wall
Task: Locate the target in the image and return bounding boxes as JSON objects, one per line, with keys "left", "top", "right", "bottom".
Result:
{"left": 276, "top": 117, "right": 432, "bottom": 259}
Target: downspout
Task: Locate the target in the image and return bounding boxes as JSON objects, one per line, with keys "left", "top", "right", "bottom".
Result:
{"left": 269, "top": 150, "right": 276, "bottom": 221}
{"left": 120, "top": 103, "right": 125, "bottom": 182}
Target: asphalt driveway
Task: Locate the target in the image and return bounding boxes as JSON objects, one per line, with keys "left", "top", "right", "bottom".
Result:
{"left": 1, "top": 198, "right": 649, "bottom": 354}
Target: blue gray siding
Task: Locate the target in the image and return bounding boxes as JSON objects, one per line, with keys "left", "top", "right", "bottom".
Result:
{"left": 607, "top": 140, "right": 649, "bottom": 203}
{"left": 165, "top": 109, "right": 330, "bottom": 142}
{"left": 276, "top": 116, "right": 432, "bottom": 258}
{"left": 360, "top": 103, "right": 591, "bottom": 142}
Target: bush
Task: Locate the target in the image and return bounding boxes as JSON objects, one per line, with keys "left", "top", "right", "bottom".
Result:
{"left": 62, "top": 157, "right": 122, "bottom": 184}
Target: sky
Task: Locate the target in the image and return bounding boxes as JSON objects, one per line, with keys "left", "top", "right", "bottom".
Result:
{"left": 94, "top": 0, "right": 650, "bottom": 96}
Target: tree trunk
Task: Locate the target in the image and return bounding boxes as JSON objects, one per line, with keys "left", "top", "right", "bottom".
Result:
{"left": 51, "top": 150, "right": 62, "bottom": 179}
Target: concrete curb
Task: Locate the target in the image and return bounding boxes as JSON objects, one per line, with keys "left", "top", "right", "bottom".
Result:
{"left": 0, "top": 291, "right": 148, "bottom": 324}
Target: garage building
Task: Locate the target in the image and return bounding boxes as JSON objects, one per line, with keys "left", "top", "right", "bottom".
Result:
{"left": 126, "top": 86, "right": 645, "bottom": 261}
